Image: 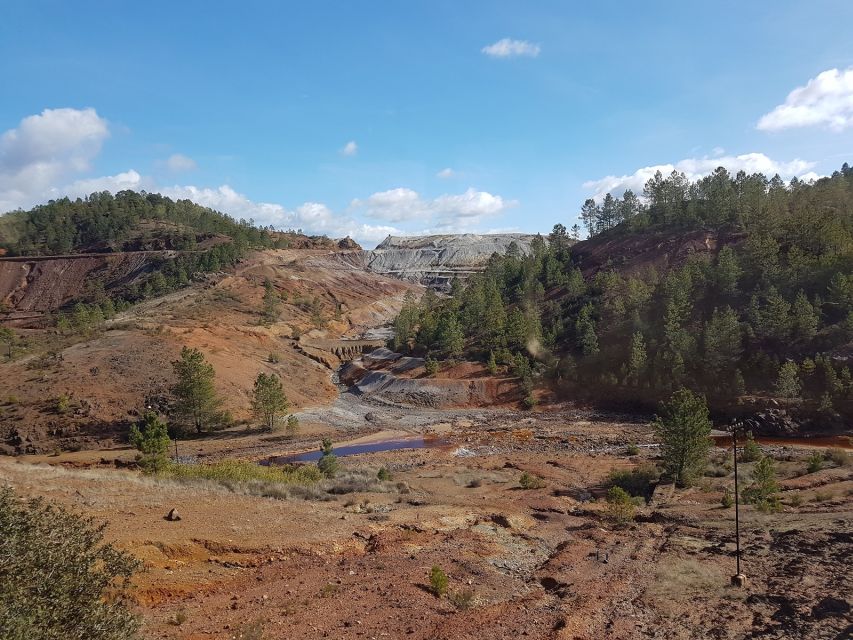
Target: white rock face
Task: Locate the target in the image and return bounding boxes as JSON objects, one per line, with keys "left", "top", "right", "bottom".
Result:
{"left": 360, "top": 233, "right": 540, "bottom": 288}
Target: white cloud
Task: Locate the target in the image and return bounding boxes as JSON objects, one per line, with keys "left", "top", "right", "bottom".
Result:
{"left": 0, "top": 107, "right": 110, "bottom": 211}
{"left": 351, "top": 186, "right": 515, "bottom": 226}
{"left": 583, "top": 152, "right": 818, "bottom": 201}
{"left": 0, "top": 108, "right": 517, "bottom": 246}
{"left": 436, "top": 167, "right": 455, "bottom": 179}
{"left": 157, "top": 184, "right": 398, "bottom": 245}
{"left": 757, "top": 68, "right": 853, "bottom": 132}
{"left": 340, "top": 140, "right": 358, "bottom": 156}
{"left": 66, "top": 170, "right": 147, "bottom": 196}
{"left": 481, "top": 38, "right": 540, "bottom": 59}
{"left": 164, "top": 153, "right": 197, "bottom": 172}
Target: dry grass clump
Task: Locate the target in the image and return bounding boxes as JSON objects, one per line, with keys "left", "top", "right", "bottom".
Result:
{"left": 163, "top": 460, "right": 322, "bottom": 485}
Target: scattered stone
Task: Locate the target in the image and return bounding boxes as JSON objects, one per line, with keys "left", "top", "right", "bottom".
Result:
{"left": 165, "top": 508, "right": 182, "bottom": 521}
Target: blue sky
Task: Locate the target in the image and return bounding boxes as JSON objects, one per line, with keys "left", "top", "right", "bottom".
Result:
{"left": 1, "top": 1, "right": 852, "bottom": 246}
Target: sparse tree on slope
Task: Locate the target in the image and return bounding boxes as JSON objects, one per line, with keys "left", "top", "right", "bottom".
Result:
{"left": 654, "top": 388, "right": 712, "bottom": 487}
{"left": 251, "top": 372, "right": 289, "bottom": 431}
{"left": 170, "top": 346, "right": 223, "bottom": 434}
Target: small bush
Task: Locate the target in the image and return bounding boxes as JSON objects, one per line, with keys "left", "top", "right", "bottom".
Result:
{"left": 522, "top": 393, "right": 537, "bottom": 410}
{"left": 429, "top": 565, "right": 448, "bottom": 597}
{"left": 54, "top": 393, "right": 71, "bottom": 414}
{"left": 519, "top": 472, "right": 545, "bottom": 490}
{"left": 449, "top": 588, "right": 475, "bottom": 610}
{"left": 626, "top": 443, "right": 640, "bottom": 456}
{"left": 741, "top": 456, "right": 780, "bottom": 512}
{"left": 605, "top": 486, "right": 635, "bottom": 526}
{"left": 377, "top": 467, "right": 392, "bottom": 481}
{"left": 169, "top": 610, "right": 188, "bottom": 626}
{"left": 285, "top": 415, "right": 299, "bottom": 436}
{"left": 129, "top": 412, "right": 171, "bottom": 473}
{"left": 0, "top": 486, "right": 141, "bottom": 639}
{"left": 720, "top": 488, "right": 734, "bottom": 508}
{"left": 806, "top": 451, "right": 823, "bottom": 474}
{"left": 788, "top": 493, "right": 803, "bottom": 507}
{"left": 425, "top": 356, "right": 439, "bottom": 376}
{"left": 317, "top": 438, "right": 339, "bottom": 478}
{"left": 267, "top": 352, "right": 280, "bottom": 364}
{"left": 812, "top": 491, "right": 834, "bottom": 503}
{"left": 825, "top": 448, "right": 850, "bottom": 467}
{"left": 740, "top": 434, "right": 762, "bottom": 463}
{"left": 607, "top": 463, "right": 659, "bottom": 498}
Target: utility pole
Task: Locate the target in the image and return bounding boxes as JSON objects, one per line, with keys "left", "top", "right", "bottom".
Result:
{"left": 729, "top": 419, "right": 748, "bottom": 588}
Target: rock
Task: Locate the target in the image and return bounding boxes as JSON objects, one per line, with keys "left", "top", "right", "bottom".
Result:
{"left": 165, "top": 508, "right": 182, "bottom": 521}
{"left": 358, "top": 233, "right": 543, "bottom": 290}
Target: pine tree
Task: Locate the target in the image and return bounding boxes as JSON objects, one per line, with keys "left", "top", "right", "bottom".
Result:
{"left": 791, "top": 290, "right": 819, "bottom": 340}
{"left": 262, "top": 278, "right": 280, "bottom": 323}
{"left": 703, "top": 306, "right": 742, "bottom": 378}
{"left": 714, "top": 246, "right": 741, "bottom": 296}
{"left": 437, "top": 312, "right": 464, "bottom": 358}
{"left": 0, "top": 327, "right": 14, "bottom": 360}
{"left": 654, "top": 389, "right": 712, "bottom": 487}
{"left": 575, "top": 304, "right": 599, "bottom": 357}
{"left": 776, "top": 361, "right": 801, "bottom": 398}
{"left": 317, "top": 438, "right": 338, "bottom": 477}
{"left": 170, "top": 347, "right": 223, "bottom": 434}
{"left": 626, "top": 331, "right": 647, "bottom": 386}
{"left": 251, "top": 372, "right": 289, "bottom": 431}
{"left": 129, "top": 412, "right": 171, "bottom": 472}
{"left": 487, "top": 351, "right": 498, "bottom": 375}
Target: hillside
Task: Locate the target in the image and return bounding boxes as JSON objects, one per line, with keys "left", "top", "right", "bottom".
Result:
{"left": 392, "top": 164, "right": 853, "bottom": 432}
{"left": 0, "top": 248, "right": 416, "bottom": 454}
{"left": 0, "top": 191, "right": 360, "bottom": 326}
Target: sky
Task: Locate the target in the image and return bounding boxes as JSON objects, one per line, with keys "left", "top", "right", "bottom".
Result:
{"left": 1, "top": 1, "right": 852, "bottom": 247}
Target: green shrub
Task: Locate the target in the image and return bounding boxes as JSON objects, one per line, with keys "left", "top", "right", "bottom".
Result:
{"left": 425, "top": 356, "right": 439, "bottom": 376}
{"left": 377, "top": 467, "right": 392, "bottom": 481}
{"left": 0, "top": 486, "right": 141, "bottom": 640}
{"left": 267, "top": 352, "right": 280, "bottom": 364}
{"left": 317, "top": 438, "right": 339, "bottom": 478}
{"left": 739, "top": 434, "right": 762, "bottom": 463}
{"left": 519, "top": 472, "right": 545, "bottom": 489}
{"left": 720, "top": 487, "right": 734, "bottom": 508}
{"left": 741, "top": 456, "right": 780, "bottom": 512}
{"left": 449, "top": 588, "right": 475, "bottom": 610}
{"left": 606, "top": 463, "right": 659, "bottom": 498}
{"left": 129, "top": 412, "right": 171, "bottom": 473}
{"left": 54, "top": 394, "right": 71, "bottom": 414}
{"left": 605, "top": 486, "right": 636, "bottom": 526}
{"left": 522, "top": 393, "right": 537, "bottom": 410}
{"left": 788, "top": 493, "right": 803, "bottom": 507}
{"left": 429, "top": 565, "right": 448, "bottom": 597}
{"left": 625, "top": 443, "right": 640, "bottom": 456}
{"left": 806, "top": 451, "right": 823, "bottom": 474}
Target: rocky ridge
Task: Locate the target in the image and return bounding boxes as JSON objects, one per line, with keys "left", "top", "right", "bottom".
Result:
{"left": 352, "top": 233, "right": 540, "bottom": 289}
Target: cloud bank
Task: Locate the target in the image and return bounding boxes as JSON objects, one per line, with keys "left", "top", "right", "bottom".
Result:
{"left": 583, "top": 152, "right": 818, "bottom": 201}
{"left": 758, "top": 68, "right": 853, "bottom": 132}
{"left": 0, "top": 108, "right": 516, "bottom": 246}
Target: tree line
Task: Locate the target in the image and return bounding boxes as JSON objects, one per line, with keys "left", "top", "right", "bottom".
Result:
{"left": 392, "top": 163, "right": 853, "bottom": 424}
